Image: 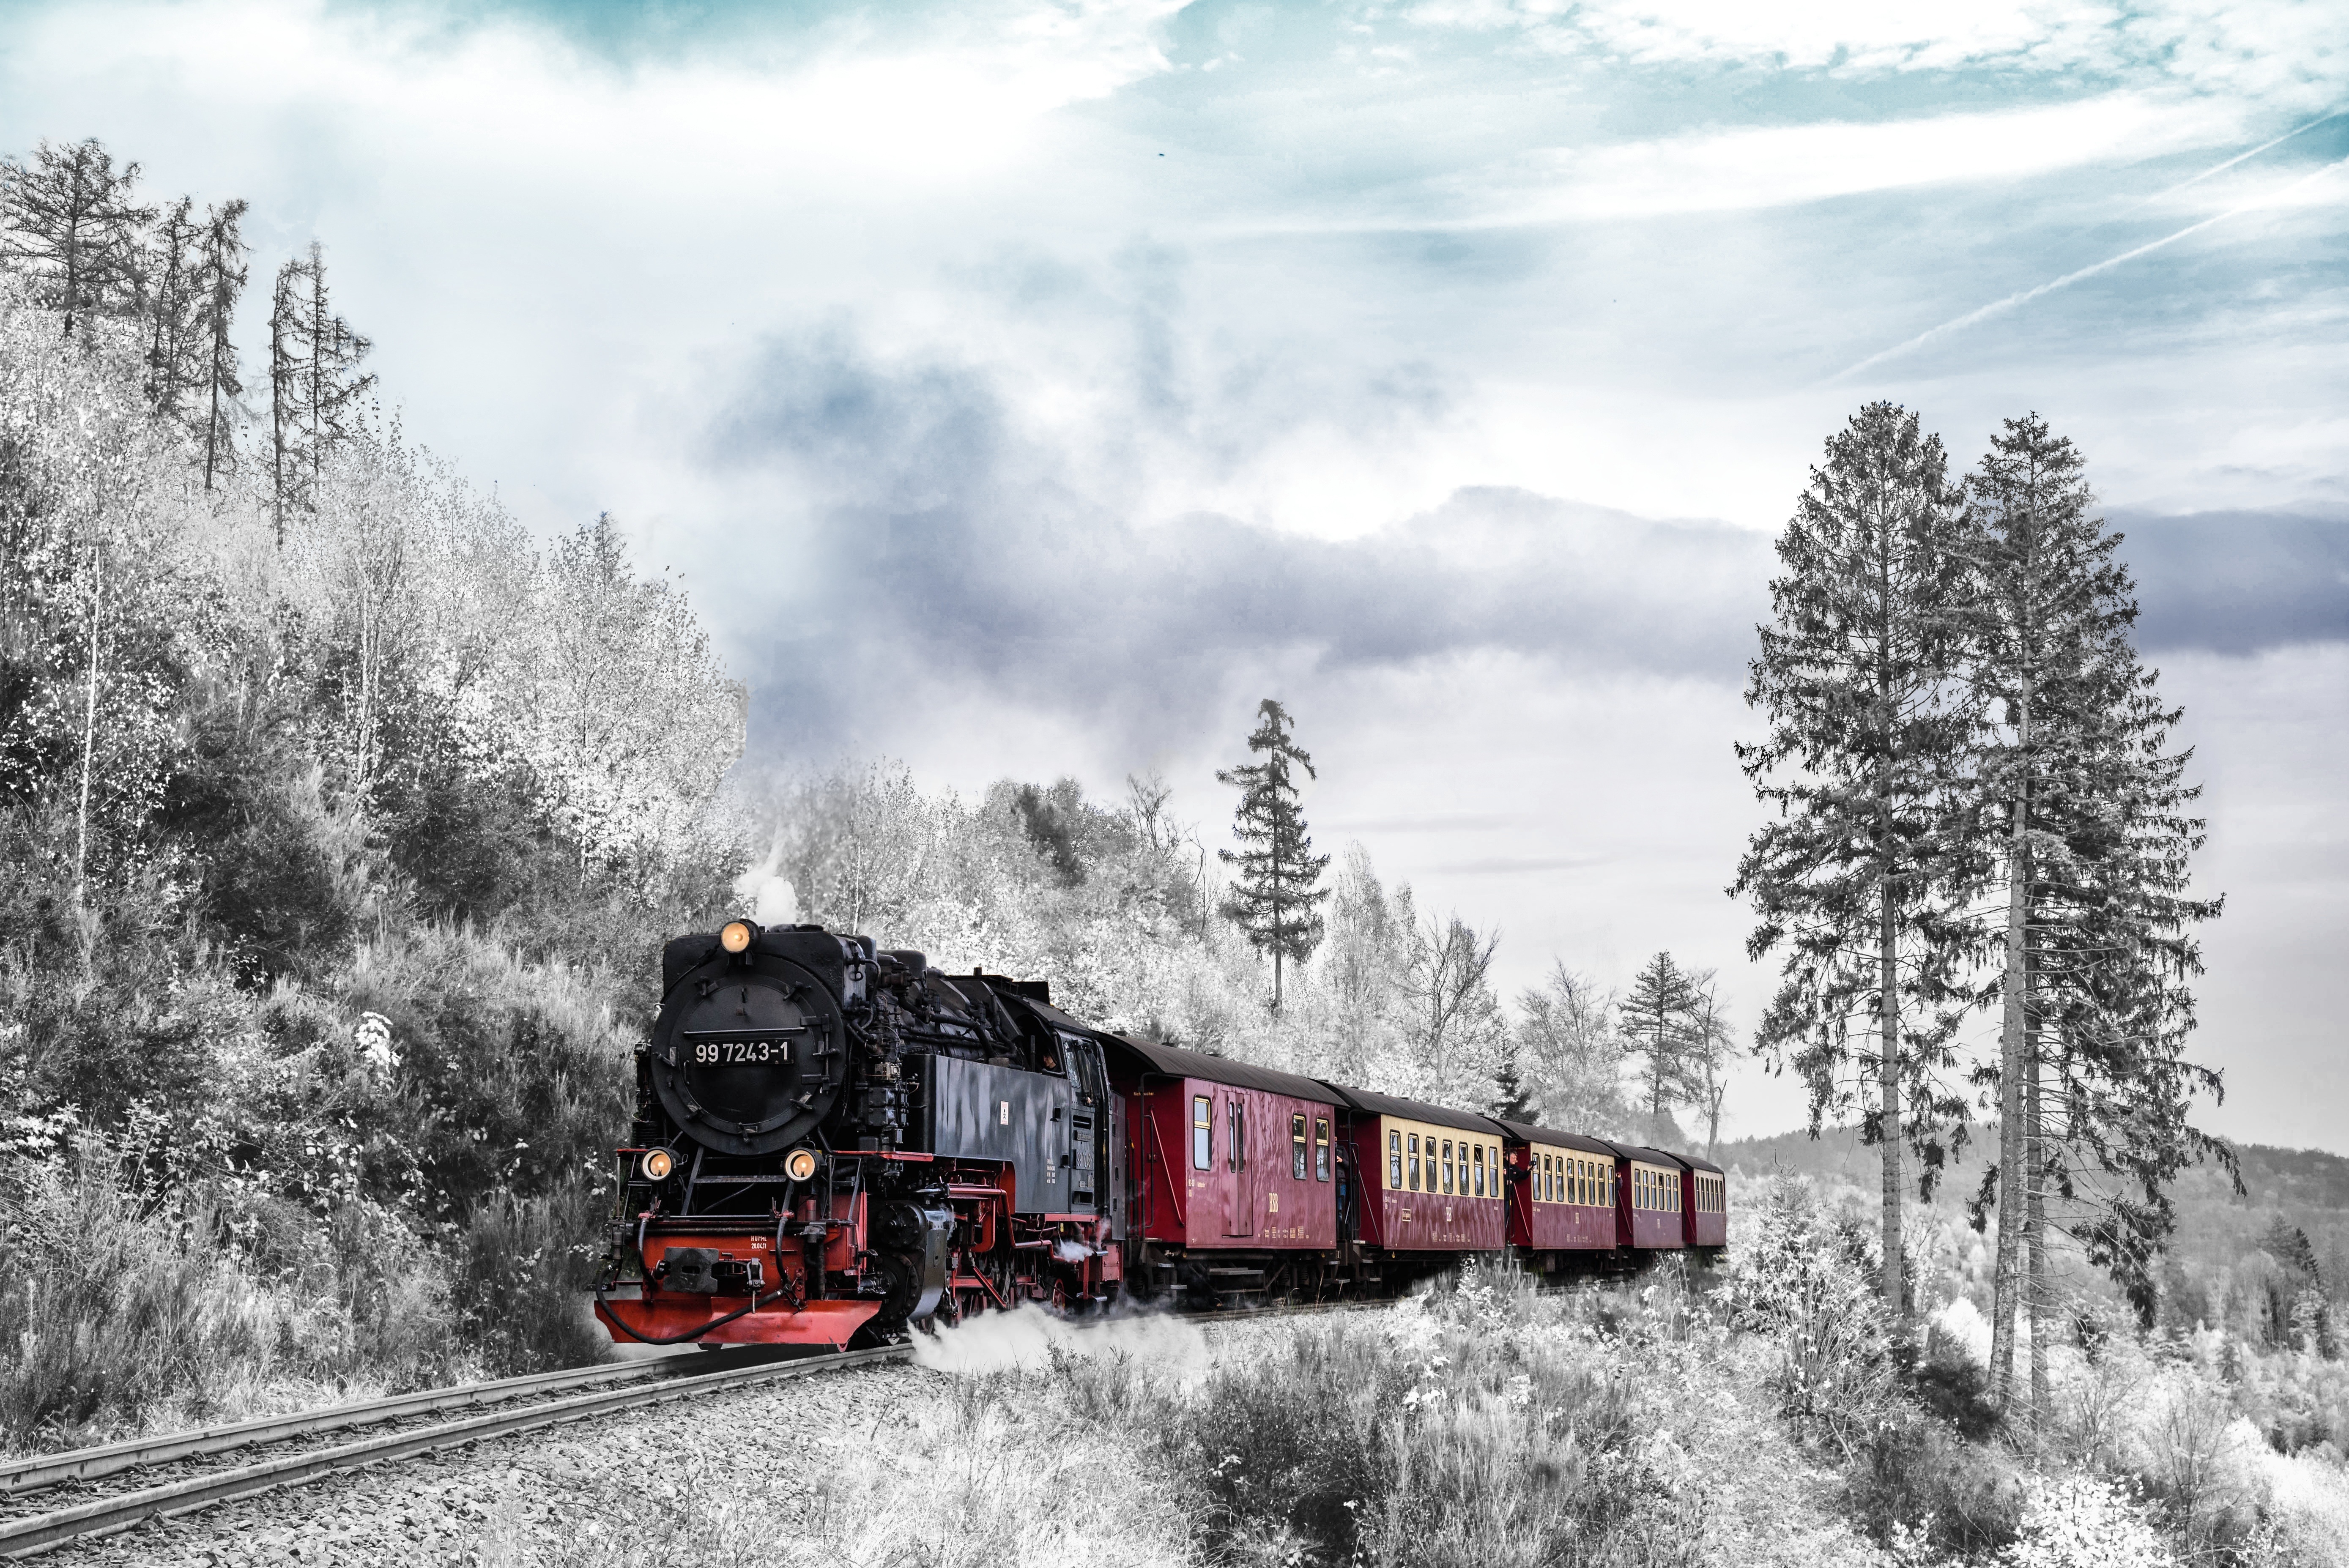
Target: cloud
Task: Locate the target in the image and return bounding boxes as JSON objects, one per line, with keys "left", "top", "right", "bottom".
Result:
{"left": 704, "top": 332, "right": 2349, "bottom": 761}
{"left": 2121, "top": 508, "right": 2349, "bottom": 652}
{"left": 1408, "top": 0, "right": 2349, "bottom": 107}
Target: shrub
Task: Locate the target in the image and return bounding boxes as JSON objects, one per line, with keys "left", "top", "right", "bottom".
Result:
{"left": 1722, "top": 1174, "right": 1903, "bottom": 1459}
{"left": 454, "top": 1185, "right": 612, "bottom": 1376}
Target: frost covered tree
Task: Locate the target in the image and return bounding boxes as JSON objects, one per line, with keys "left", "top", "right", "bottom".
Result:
{"left": 1734, "top": 400, "right": 1978, "bottom": 1320}
{"left": 1216, "top": 698, "right": 1330, "bottom": 1011}
{"left": 1514, "top": 963, "right": 1631, "bottom": 1136}
{"left": 0, "top": 138, "right": 153, "bottom": 337}
{"left": 269, "top": 242, "right": 374, "bottom": 540}
{"left": 1399, "top": 912, "right": 1505, "bottom": 1106}
{"left": 1960, "top": 413, "right": 2226, "bottom": 1420}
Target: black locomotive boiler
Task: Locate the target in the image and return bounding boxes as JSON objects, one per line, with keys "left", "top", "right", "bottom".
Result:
{"left": 594, "top": 920, "right": 1122, "bottom": 1348}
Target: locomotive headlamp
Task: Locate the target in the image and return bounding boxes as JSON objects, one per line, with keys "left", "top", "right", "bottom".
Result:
{"left": 720, "top": 920, "right": 756, "bottom": 955}
{"left": 640, "top": 1149, "right": 677, "bottom": 1182}
{"left": 783, "top": 1147, "right": 820, "bottom": 1182}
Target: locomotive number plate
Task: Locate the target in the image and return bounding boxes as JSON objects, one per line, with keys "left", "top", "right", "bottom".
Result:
{"left": 691, "top": 1039, "right": 790, "bottom": 1064}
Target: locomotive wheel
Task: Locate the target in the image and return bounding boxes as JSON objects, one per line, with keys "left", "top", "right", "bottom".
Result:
{"left": 869, "top": 1253, "right": 924, "bottom": 1329}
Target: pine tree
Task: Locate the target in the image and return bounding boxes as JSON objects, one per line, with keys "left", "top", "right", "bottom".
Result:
{"left": 1492, "top": 1040, "right": 1535, "bottom": 1122}
{"left": 1619, "top": 951, "right": 1702, "bottom": 1128}
{"left": 0, "top": 138, "right": 154, "bottom": 337}
{"left": 193, "top": 200, "right": 249, "bottom": 490}
{"left": 268, "top": 241, "right": 374, "bottom": 541}
{"left": 1216, "top": 698, "right": 1330, "bottom": 1010}
{"left": 1733, "top": 400, "right": 1979, "bottom": 1320}
{"left": 1960, "top": 413, "right": 2227, "bottom": 1421}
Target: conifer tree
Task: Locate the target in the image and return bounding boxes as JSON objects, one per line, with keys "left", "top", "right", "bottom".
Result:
{"left": 1492, "top": 1041, "right": 1535, "bottom": 1122}
{"left": 143, "top": 197, "right": 202, "bottom": 418}
{"left": 1619, "top": 951, "right": 1701, "bottom": 1127}
{"left": 1960, "top": 413, "right": 2226, "bottom": 1420}
{"left": 1733, "top": 400, "right": 1978, "bottom": 1319}
{"left": 1216, "top": 698, "right": 1330, "bottom": 1010}
{"left": 193, "top": 199, "right": 248, "bottom": 490}
{"left": 269, "top": 241, "right": 374, "bottom": 540}
{"left": 0, "top": 137, "right": 154, "bottom": 337}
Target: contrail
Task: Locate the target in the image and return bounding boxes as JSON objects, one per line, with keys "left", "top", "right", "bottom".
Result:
{"left": 2110, "top": 106, "right": 2345, "bottom": 220}
{"left": 1837, "top": 154, "right": 2349, "bottom": 381}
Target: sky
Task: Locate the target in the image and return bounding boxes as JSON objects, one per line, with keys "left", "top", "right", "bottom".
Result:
{"left": 2, "top": 0, "right": 2343, "bottom": 1153}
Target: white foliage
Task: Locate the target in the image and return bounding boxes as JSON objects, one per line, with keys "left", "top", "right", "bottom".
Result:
{"left": 2000, "top": 1474, "right": 2173, "bottom": 1567}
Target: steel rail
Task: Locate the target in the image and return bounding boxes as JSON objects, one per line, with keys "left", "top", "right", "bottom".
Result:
{"left": 0, "top": 1349, "right": 753, "bottom": 1496}
{"left": 0, "top": 1344, "right": 912, "bottom": 1559}
{"left": 0, "top": 1294, "right": 1387, "bottom": 1558}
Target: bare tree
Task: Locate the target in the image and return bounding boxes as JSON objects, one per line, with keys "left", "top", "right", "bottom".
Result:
{"left": 1514, "top": 962, "right": 1632, "bottom": 1136}
{"left": 0, "top": 138, "right": 154, "bottom": 337}
{"left": 1685, "top": 970, "right": 1736, "bottom": 1160}
{"left": 1400, "top": 912, "right": 1505, "bottom": 1105}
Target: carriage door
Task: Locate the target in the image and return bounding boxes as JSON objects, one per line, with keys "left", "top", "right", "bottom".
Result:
{"left": 1062, "top": 1034, "right": 1105, "bottom": 1218}
{"left": 1223, "top": 1095, "right": 1256, "bottom": 1237}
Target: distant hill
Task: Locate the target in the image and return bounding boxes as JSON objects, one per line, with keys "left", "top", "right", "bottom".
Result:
{"left": 1715, "top": 1127, "right": 2349, "bottom": 1305}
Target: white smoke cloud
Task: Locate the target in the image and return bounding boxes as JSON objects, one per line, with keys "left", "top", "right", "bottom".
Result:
{"left": 909, "top": 1303, "right": 1209, "bottom": 1378}
{"left": 731, "top": 842, "right": 802, "bottom": 926}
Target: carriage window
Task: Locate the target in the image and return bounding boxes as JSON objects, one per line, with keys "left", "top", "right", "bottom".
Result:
{"left": 1292, "top": 1114, "right": 1309, "bottom": 1180}
{"left": 1536, "top": 1153, "right": 1547, "bottom": 1203}
{"left": 1408, "top": 1134, "right": 1420, "bottom": 1191}
{"left": 1315, "top": 1118, "right": 1331, "bottom": 1182}
{"left": 1389, "top": 1130, "right": 1402, "bottom": 1189}
{"left": 1471, "top": 1144, "right": 1483, "bottom": 1197}
{"left": 1440, "top": 1141, "right": 1454, "bottom": 1195}
{"left": 1229, "top": 1101, "right": 1245, "bottom": 1172}
{"left": 1192, "top": 1096, "right": 1211, "bottom": 1170}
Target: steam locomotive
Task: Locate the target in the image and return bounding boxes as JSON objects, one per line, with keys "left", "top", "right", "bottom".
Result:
{"left": 592, "top": 921, "right": 1728, "bottom": 1349}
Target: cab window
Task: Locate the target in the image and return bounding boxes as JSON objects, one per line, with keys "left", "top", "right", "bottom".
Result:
{"left": 1388, "top": 1129, "right": 1402, "bottom": 1189}
{"left": 1315, "top": 1118, "right": 1332, "bottom": 1182}
{"left": 1192, "top": 1096, "right": 1211, "bottom": 1170}
{"left": 1292, "top": 1113, "right": 1309, "bottom": 1180}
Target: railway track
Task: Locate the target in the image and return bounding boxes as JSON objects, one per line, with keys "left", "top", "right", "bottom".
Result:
{"left": 0, "top": 1343, "right": 907, "bottom": 1560}
{"left": 0, "top": 1297, "right": 1375, "bottom": 1560}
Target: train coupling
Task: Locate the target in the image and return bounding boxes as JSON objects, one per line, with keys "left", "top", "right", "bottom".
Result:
{"left": 653, "top": 1248, "right": 767, "bottom": 1295}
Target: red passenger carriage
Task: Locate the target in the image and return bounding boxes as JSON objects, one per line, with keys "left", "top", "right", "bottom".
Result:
{"left": 1494, "top": 1119, "right": 1621, "bottom": 1267}
{"left": 1607, "top": 1142, "right": 1689, "bottom": 1251}
{"left": 1328, "top": 1087, "right": 1508, "bottom": 1278}
{"left": 1676, "top": 1151, "right": 1728, "bottom": 1252}
{"left": 1103, "top": 1037, "right": 1342, "bottom": 1303}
